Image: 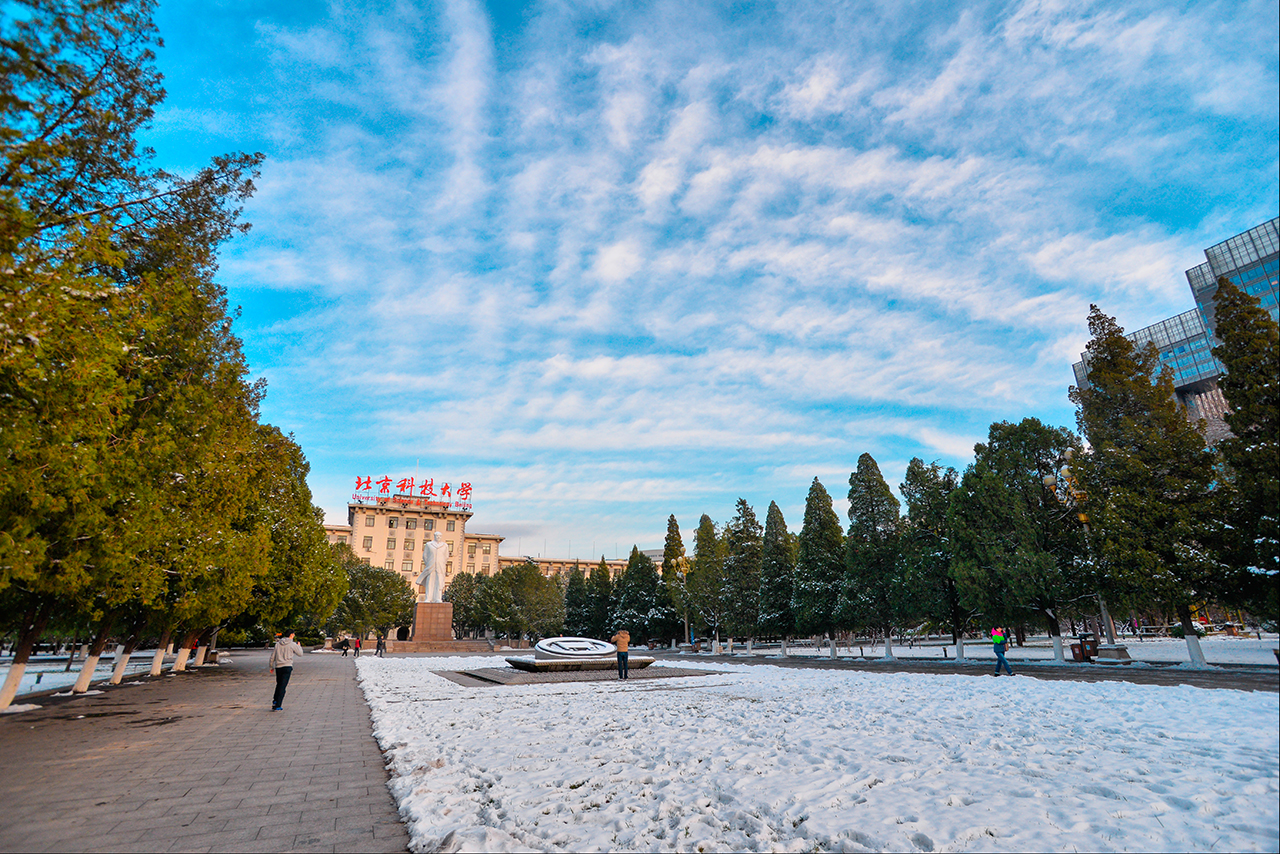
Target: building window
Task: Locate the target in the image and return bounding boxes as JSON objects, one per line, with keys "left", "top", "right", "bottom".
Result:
{"left": 365, "top": 515, "right": 375, "bottom": 526}
{"left": 384, "top": 559, "right": 394, "bottom": 570}
{"left": 448, "top": 542, "right": 454, "bottom": 554}
{"left": 402, "top": 561, "right": 413, "bottom": 573}
{"left": 482, "top": 544, "right": 491, "bottom": 555}
{"left": 404, "top": 539, "right": 415, "bottom": 551}
{"left": 446, "top": 561, "right": 453, "bottom": 573}
{"left": 363, "top": 536, "right": 373, "bottom": 550}
{"left": 467, "top": 544, "right": 476, "bottom": 557}
{"left": 482, "top": 562, "right": 490, "bottom": 572}
{"left": 338, "top": 536, "right": 346, "bottom": 544}
{"left": 446, "top": 520, "right": 456, "bottom": 531}
{"left": 386, "top": 538, "right": 396, "bottom": 550}
{"left": 388, "top": 517, "right": 399, "bottom": 528}
{"left": 467, "top": 563, "right": 475, "bottom": 573}
{"left": 361, "top": 558, "right": 370, "bottom": 565}
{"left": 425, "top": 520, "right": 434, "bottom": 531}
{"left": 406, "top": 519, "right": 417, "bottom": 530}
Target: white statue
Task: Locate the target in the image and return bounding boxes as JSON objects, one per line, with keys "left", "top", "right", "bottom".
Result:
{"left": 416, "top": 532, "right": 447, "bottom": 603}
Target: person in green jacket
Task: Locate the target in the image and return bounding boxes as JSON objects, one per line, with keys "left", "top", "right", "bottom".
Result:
{"left": 991, "top": 627, "right": 1013, "bottom": 676}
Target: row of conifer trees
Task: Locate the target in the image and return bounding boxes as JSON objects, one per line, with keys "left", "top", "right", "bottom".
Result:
{"left": 454, "top": 286, "right": 1276, "bottom": 664}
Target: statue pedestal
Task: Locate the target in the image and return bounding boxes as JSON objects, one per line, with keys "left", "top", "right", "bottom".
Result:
{"left": 413, "top": 602, "right": 454, "bottom": 642}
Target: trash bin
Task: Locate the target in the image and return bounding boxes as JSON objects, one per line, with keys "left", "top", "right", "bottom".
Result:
{"left": 1070, "top": 643, "right": 1084, "bottom": 662}
{"left": 1081, "top": 636, "right": 1099, "bottom": 658}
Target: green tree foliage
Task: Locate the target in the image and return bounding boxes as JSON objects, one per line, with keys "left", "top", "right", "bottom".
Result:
{"left": 1210, "top": 277, "right": 1279, "bottom": 619}
{"left": 1069, "top": 306, "right": 1216, "bottom": 640}
{"left": 443, "top": 572, "right": 481, "bottom": 636}
{"left": 609, "top": 546, "right": 662, "bottom": 639}
{"left": 659, "top": 515, "right": 689, "bottom": 640}
{"left": 586, "top": 557, "right": 613, "bottom": 639}
{"left": 497, "top": 560, "right": 565, "bottom": 640}
{"left": 687, "top": 514, "right": 728, "bottom": 640}
{"left": 239, "top": 427, "right": 347, "bottom": 628}
{"left": 0, "top": 0, "right": 269, "bottom": 703}
{"left": 722, "top": 499, "right": 763, "bottom": 638}
{"left": 837, "top": 454, "right": 903, "bottom": 638}
{"left": 949, "top": 420, "right": 1084, "bottom": 641}
{"left": 791, "top": 478, "right": 844, "bottom": 638}
{"left": 898, "top": 458, "right": 970, "bottom": 642}
{"left": 756, "top": 501, "right": 795, "bottom": 638}
{"left": 329, "top": 551, "right": 416, "bottom": 640}
{"left": 562, "top": 566, "right": 591, "bottom": 636}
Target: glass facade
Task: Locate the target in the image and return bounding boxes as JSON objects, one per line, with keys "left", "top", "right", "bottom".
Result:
{"left": 1074, "top": 216, "right": 1280, "bottom": 397}
{"left": 1187, "top": 217, "right": 1280, "bottom": 331}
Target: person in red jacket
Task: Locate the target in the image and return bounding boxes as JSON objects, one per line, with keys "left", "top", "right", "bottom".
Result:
{"left": 992, "top": 627, "right": 1013, "bottom": 676}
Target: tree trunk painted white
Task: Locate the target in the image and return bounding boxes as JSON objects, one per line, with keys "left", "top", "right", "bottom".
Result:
{"left": 712, "top": 638, "right": 721, "bottom": 655}
{"left": 173, "top": 647, "right": 191, "bottom": 672}
{"left": 883, "top": 633, "right": 895, "bottom": 660}
{"left": 829, "top": 636, "right": 837, "bottom": 659}
{"left": 0, "top": 663, "right": 27, "bottom": 709}
{"left": 72, "top": 653, "right": 102, "bottom": 693}
{"left": 746, "top": 638, "right": 753, "bottom": 655}
{"left": 150, "top": 646, "right": 166, "bottom": 676}
{"left": 954, "top": 637, "right": 966, "bottom": 661}
{"left": 165, "top": 642, "right": 174, "bottom": 655}
{"left": 193, "top": 645, "right": 207, "bottom": 667}
{"left": 1184, "top": 632, "right": 1209, "bottom": 668}
{"left": 780, "top": 637, "right": 788, "bottom": 657}
{"left": 110, "top": 651, "right": 133, "bottom": 684}
{"left": 112, "top": 644, "right": 125, "bottom": 661}
{"left": 1052, "top": 634, "right": 1064, "bottom": 662}
{"left": 726, "top": 637, "right": 734, "bottom": 655}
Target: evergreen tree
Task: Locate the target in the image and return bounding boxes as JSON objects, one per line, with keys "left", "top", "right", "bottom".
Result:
{"left": 443, "top": 572, "right": 481, "bottom": 636}
{"left": 586, "top": 557, "right": 613, "bottom": 639}
{"left": 562, "top": 567, "right": 592, "bottom": 636}
{"left": 722, "top": 499, "right": 763, "bottom": 638}
{"left": 687, "top": 514, "right": 728, "bottom": 642}
{"left": 756, "top": 501, "right": 795, "bottom": 638}
{"left": 791, "top": 478, "right": 844, "bottom": 638}
{"left": 1210, "top": 277, "right": 1279, "bottom": 619}
{"left": 661, "top": 515, "right": 685, "bottom": 577}
{"left": 329, "top": 558, "right": 417, "bottom": 641}
{"left": 654, "top": 516, "right": 686, "bottom": 643}
{"left": 836, "top": 454, "right": 903, "bottom": 651}
{"left": 948, "top": 420, "right": 1085, "bottom": 658}
{"left": 898, "top": 459, "right": 971, "bottom": 646}
{"left": 611, "top": 546, "right": 661, "bottom": 638}
{"left": 1069, "top": 306, "right": 1216, "bottom": 664}
{"left": 501, "top": 560, "right": 565, "bottom": 640}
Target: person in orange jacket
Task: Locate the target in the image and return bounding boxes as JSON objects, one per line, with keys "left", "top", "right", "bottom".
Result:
{"left": 610, "top": 629, "right": 630, "bottom": 680}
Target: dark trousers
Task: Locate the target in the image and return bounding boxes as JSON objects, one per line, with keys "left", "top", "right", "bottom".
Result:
{"left": 273, "top": 666, "right": 293, "bottom": 708}
{"left": 617, "top": 650, "right": 629, "bottom": 679}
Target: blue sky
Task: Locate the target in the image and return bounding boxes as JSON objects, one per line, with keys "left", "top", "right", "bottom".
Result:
{"left": 143, "top": 0, "right": 1279, "bottom": 558}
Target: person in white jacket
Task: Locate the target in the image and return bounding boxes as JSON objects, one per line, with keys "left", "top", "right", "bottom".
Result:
{"left": 269, "top": 630, "right": 304, "bottom": 711}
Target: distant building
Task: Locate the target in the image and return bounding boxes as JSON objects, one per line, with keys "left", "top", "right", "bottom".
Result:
{"left": 324, "top": 496, "right": 630, "bottom": 588}
{"left": 1073, "top": 217, "right": 1279, "bottom": 443}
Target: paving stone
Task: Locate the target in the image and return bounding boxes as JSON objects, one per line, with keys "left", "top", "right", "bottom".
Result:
{"left": 0, "top": 651, "right": 409, "bottom": 853}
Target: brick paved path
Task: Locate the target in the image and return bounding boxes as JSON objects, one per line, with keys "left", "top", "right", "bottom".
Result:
{"left": 0, "top": 650, "right": 408, "bottom": 853}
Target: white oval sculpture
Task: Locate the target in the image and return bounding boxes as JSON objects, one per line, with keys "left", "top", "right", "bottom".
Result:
{"left": 534, "top": 637, "right": 616, "bottom": 660}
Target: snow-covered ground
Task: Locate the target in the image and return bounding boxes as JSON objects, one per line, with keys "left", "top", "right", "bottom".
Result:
{"left": 0, "top": 653, "right": 171, "bottom": 697}
{"left": 357, "top": 656, "right": 1279, "bottom": 853}
{"left": 767, "top": 635, "right": 1280, "bottom": 666}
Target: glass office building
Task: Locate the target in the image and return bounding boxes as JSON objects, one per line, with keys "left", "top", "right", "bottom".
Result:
{"left": 1073, "top": 217, "right": 1279, "bottom": 443}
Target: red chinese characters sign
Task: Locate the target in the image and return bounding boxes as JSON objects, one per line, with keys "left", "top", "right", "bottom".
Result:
{"left": 351, "top": 476, "right": 474, "bottom": 511}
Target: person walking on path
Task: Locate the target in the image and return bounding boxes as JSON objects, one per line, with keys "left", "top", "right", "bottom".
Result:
{"left": 992, "top": 627, "right": 1014, "bottom": 676}
{"left": 268, "top": 630, "right": 304, "bottom": 711}
{"left": 353, "top": 637, "right": 362, "bottom": 658}
{"left": 339, "top": 637, "right": 350, "bottom": 657}
{"left": 610, "top": 629, "right": 630, "bottom": 680}
{"left": 375, "top": 636, "right": 386, "bottom": 657}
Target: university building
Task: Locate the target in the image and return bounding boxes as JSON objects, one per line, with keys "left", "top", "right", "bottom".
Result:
{"left": 323, "top": 496, "right": 628, "bottom": 597}
{"left": 1073, "top": 217, "right": 1279, "bottom": 442}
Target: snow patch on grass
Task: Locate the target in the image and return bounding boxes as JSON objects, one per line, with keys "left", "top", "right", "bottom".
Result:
{"left": 357, "top": 657, "right": 1280, "bottom": 853}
